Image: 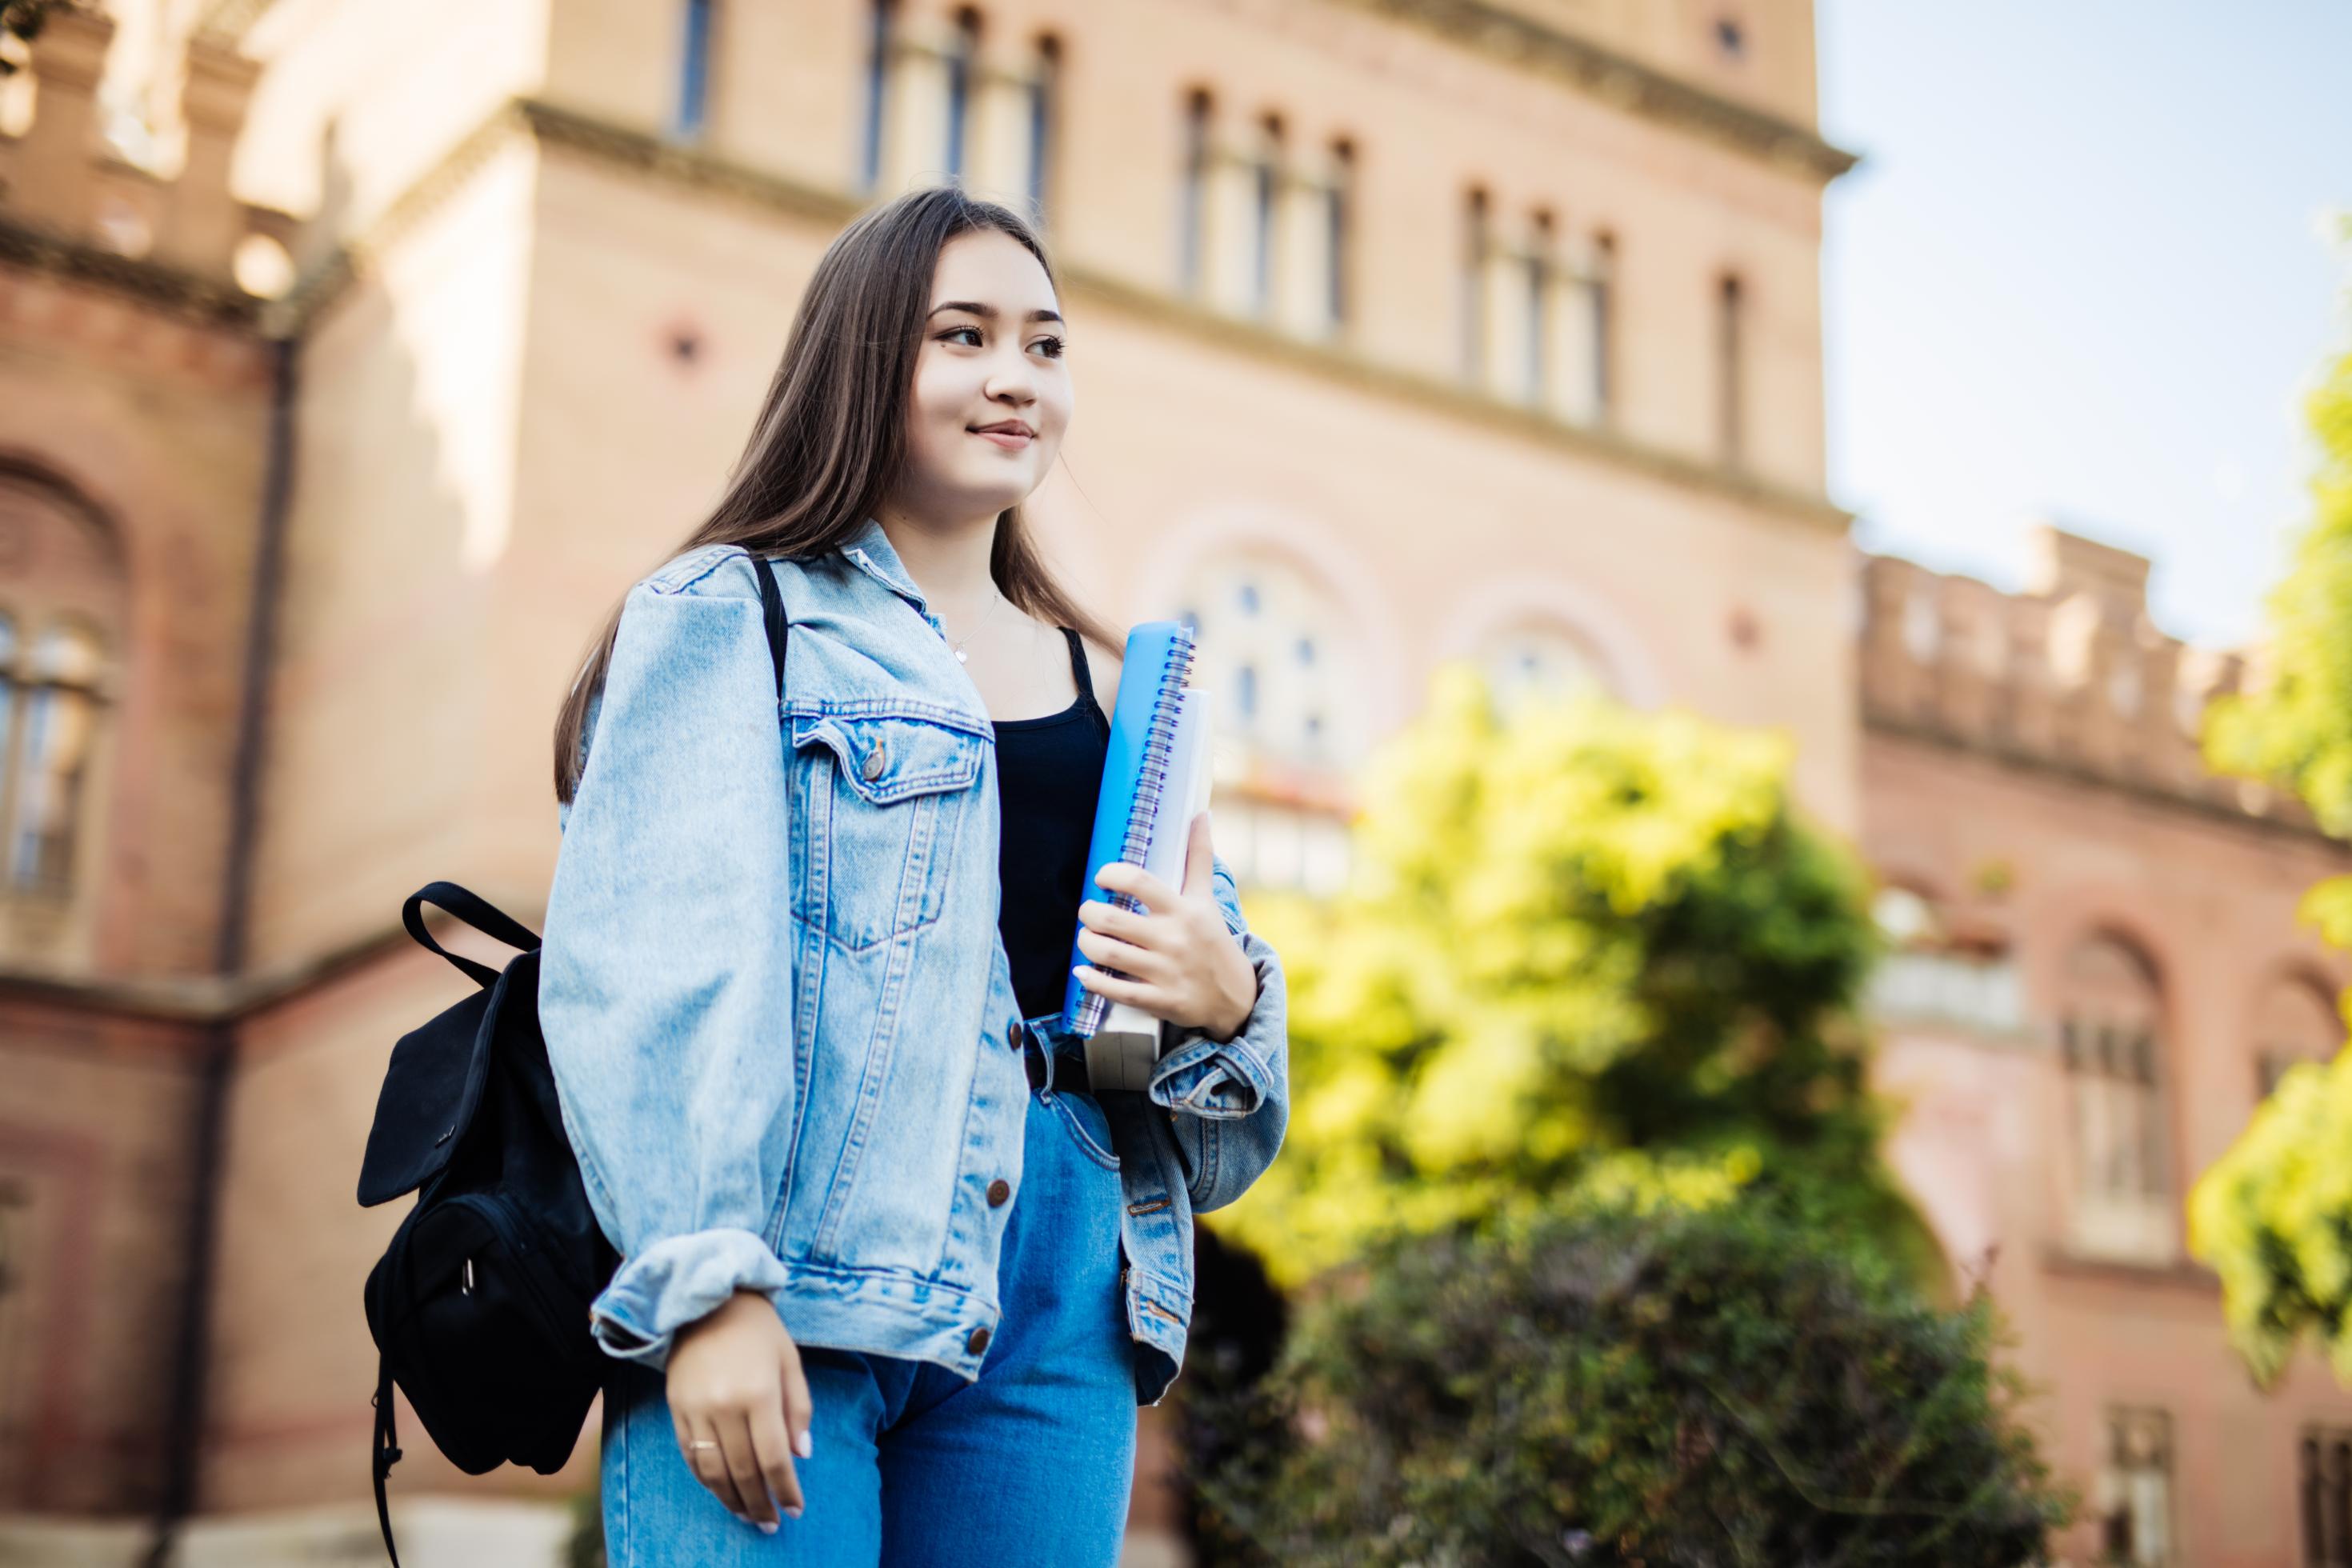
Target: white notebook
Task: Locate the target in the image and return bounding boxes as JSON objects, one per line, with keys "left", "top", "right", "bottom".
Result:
{"left": 1083, "top": 687, "right": 1218, "bottom": 1092}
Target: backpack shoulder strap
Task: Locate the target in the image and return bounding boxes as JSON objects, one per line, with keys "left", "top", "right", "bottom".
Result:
{"left": 752, "top": 552, "right": 790, "bottom": 699}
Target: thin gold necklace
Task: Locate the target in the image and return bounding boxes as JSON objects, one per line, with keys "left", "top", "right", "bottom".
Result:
{"left": 941, "top": 586, "right": 1005, "bottom": 664}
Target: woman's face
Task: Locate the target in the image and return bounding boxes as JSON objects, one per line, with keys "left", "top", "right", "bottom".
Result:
{"left": 896, "top": 228, "right": 1073, "bottom": 526}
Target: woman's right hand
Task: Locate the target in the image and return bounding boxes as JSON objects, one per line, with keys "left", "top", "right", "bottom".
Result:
{"left": 665, "top": 1289, "right": 816, "bottom": 1528}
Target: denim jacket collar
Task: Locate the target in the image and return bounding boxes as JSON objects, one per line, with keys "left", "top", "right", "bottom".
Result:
{"left": 836, "top": 515, "right": 930, "bottom": 617}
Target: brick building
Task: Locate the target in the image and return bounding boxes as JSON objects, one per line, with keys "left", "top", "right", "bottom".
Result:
{"left": 0, "top": 0, "right": 2341, "bottom": 1562}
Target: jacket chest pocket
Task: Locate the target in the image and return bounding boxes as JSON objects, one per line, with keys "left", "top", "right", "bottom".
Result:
{"left": 790, "top": 710, "right": 988, "bottom": 952}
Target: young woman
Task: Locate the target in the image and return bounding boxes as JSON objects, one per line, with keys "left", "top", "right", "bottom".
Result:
{"left": 538, "top": 186, "right": 1290, "bottom": 1565}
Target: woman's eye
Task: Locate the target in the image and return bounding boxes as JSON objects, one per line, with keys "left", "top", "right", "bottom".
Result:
{"left": 1034, "top": 336, "right": 1066, "bottom": 359}
{"left": 942, "top": 326, "right": 983, "bottom": 346}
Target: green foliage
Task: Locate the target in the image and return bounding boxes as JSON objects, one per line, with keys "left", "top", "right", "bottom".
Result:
{"left": 2188, "top": 232, "right": 2352, "bottom": 1381}
{"left": 1190, "top": 1198, "right": 2071, "bottom": 1567}
{"left": 2190, "top": 1051, "right": 2352, "bottom": 1386}
{"left": 1211, "top": 663, "right": 1933, "bottom": 1289}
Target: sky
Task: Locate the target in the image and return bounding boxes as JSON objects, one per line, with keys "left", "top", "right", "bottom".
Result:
{"left": 1815, "top": 1, "right": 2352, "bottom": 648}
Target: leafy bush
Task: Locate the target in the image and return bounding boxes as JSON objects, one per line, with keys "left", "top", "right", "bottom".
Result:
{"left": 1212, "top": 667, "right": 1941, "bottom": 1294}
{"left": 1188, "top": 1198, "right": 2070, "bottom": 1567}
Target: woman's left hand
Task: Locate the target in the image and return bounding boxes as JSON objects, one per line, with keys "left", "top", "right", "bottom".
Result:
{"left": 1074, "top": 812, "right": 1257, "bottom": 1042}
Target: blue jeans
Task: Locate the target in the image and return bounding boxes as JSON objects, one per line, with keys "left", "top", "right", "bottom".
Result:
{"left": 598, "top": 1078, "right": 1138, "bottom": 1565}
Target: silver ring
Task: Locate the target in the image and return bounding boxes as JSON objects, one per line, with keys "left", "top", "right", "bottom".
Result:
{"left": 688, "top": 1440, "right": 721, "bottom": 1451}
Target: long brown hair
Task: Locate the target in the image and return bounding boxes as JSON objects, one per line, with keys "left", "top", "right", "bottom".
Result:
{"left": 552, "top": 185, "right": 1122, "bottom": 803}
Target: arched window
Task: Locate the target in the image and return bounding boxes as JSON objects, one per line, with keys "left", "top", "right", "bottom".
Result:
{"left": 2255, "top": 974, "right": 2341, "bottom": 1101}
{"left": 1472, "top": 617, "right": 1611, "bottom": 714}
{"left": 1174, "top": 551, "right": 1362, "bottom": 898}
{"left": 0, "top": 469, "right": 123, "bottom": 926}
{"left": 1177, "top": 550, "right": 1363, "bottom": 774}
{"left": 2058, "top": 933, "right": 2173, "bottom": 1263}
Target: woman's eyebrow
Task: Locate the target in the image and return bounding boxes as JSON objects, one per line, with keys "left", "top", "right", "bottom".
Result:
{"left": 928, "top": 300, "right": 1066, "bottom": 326}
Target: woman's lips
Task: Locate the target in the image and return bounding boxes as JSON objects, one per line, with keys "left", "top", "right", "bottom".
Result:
{"left": 970, "top": 427, "right": 1033, "bottom": 449}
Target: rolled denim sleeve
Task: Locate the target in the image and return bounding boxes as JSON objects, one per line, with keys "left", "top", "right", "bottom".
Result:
{"left": 1149, "top": 852, "right": 1290, "bottom": 1211}
{"left": 539, "top": 548, "right": 796, "bottom": 1368}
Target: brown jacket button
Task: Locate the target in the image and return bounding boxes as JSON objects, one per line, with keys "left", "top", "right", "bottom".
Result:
{"left": 1007, "top": 1021, "right": 1023, "bottom": 1052}
{"left": 987, "top": 1178, "right": 1011, "bottom": 1206}
{"left": 966, "top": 1326, "right": 991, "bottom": 1355}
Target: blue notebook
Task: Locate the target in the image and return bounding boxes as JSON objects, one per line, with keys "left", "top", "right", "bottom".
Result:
{"left": 1058, "top": 619, "right": 1215, "bottom": 1088}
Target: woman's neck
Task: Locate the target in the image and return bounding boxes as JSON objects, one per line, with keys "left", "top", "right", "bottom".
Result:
{"left": 875, "top": 507, "right": 1000, "bottom": 625}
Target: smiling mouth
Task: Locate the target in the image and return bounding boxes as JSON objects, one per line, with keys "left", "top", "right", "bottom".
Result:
{"left": 970, "top": 426, "right": 1034, "bottom": 446}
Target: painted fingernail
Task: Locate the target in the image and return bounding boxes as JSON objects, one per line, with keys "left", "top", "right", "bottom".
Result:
{"left": 758, "top": 1520, "right": 778, "bottom": 1535}
{"left": 794, "top": 1427, "right": 814, "bottom": 1459}
{"left": 787, "top": 1505, "right": 805, "bottom": 1520}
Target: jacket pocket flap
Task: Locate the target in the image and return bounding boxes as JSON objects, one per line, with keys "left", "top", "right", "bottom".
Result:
{"left": 791, "top": 712, "right": 986, "bottom": 806}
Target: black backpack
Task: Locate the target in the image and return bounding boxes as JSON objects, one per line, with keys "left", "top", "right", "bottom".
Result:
{"left": 356, "top": 552, "right": 790, "bottom": 1565}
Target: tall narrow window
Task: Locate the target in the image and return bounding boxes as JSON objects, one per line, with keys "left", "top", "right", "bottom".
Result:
{"left": 1716, "top": 271, "right": 1745, "bottom": 465}
{"left": 1461, "top": 188, "right": 1490, "bottom": 382}
{"left": 1590, "top": 230, "right": 1616, "bottom": 422}
{"left": 0, "top": 471, "right": 123, "bottom": 931}
{"left": 943, "top": 9, "right": 981, "bottom": 180}
{"left": 1251, "top": 116, "right": 1282, "bottom": 318}
{"left": 5, "top": 621, "right": 104, "bottom": 896}
{"left": 1526, "top": 211, "right": 1554, "bottom": 403}
{"left": 1178, "top": 89, "right": 1212, "bottom": 293}
{"left": 672, "top": 0, "right": 717, "bottom": 140}
{"left": 2096, "top": 1409, "right": 2175, "bottom": 1567}
{"left": 1026, "top": 35, "right": 1061, "bottom": 222}
{"left": 861, "top": 0, "right": 897, "bottom": 190}
{"left": 1326, "top": 139, "right": 1354, "bottom": 330}
{"left": 2059, "top": 934, "right": 2174, "bottom": 1263}
{"left": 2303, "top": 1427, "right": 2352, "bottom": 1568}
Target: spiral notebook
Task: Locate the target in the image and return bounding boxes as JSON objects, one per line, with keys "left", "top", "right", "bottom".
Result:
{"left": 1059, "top": 619, "right": 1217, "bottom": 1091}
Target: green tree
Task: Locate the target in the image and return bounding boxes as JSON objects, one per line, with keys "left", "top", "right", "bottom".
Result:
{"left": 2189, "top": 236, "right": 2352, "bottom": 1382}
{"left": 1210, "top": 664, "right": 1936, "bottom": 1290}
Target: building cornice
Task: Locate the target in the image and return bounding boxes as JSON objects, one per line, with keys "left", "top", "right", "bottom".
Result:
{"left": 1326, "top": 0, "right": 1861, "bottom": 182}
{"left": 0, "top": 210, "right": 264, "bottom": 328}
{"left": 1062, "top": 262, "right": 1849, "bottom": 532}
{"left": 1865, "top": 714, "right": 2349, "bottom": 854}
{"left": 283, "top": 95, "right": 1846, "bottom": 535}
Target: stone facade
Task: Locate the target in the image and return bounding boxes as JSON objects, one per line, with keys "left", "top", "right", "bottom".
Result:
{"left": 0, "top": 1, "right": 2340, "bottom": 1563}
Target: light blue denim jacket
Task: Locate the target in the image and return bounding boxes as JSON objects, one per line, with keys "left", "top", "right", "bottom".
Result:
{"left": 538, "top": 518, "right": 1289, "bottom": 1406}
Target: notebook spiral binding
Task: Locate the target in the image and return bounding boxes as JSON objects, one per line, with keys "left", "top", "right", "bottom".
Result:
{"left": 1073, "top": 622, "right": 1198, "bottom": 1036}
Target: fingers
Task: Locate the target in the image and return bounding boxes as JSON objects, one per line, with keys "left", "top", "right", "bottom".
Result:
{"left": 1093, "top": 860, "right": 1179, "bottom": 914}
{"left": 781, "top": 1339, "right": 817, "bottom": 1467}
{"left": 1181, "top": 810, "right": 1214, "bottom": 894}
{"left": 748, "top": 1398, "right": 804, "bottom": 1520}
{"left": 1074, "top": 922, "right": 1166, "bottom": 981}
{"left": 682, "top": 1416, "right": 752, "bottom": 1522}
{"left": 1072, "top": 962, "right": 1154, "bottom": 1010}
{"left": 716, "top": 1412, "right": 776, "bottom": 1529}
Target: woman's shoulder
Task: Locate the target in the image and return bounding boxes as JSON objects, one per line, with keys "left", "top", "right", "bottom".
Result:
{"left": 1078, "top": 630, "right": 1124, "bottom": 725}
{"left": 638, "top": 542, "right": 801, "bottom": 601}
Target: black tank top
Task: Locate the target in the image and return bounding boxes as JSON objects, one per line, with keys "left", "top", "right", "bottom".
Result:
{"left": 993, "top": 626, "right": 1113, "bottom": 1023}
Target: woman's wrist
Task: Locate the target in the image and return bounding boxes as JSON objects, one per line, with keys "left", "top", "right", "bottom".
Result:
{"left": 1204, "top": 939, "right": 1258, "bottom": 1042}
